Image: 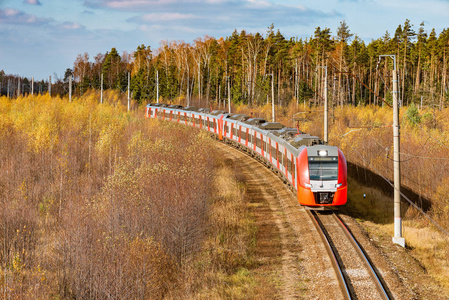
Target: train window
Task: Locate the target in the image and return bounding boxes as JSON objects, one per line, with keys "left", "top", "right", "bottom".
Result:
{"left": 287, "top": 158, "right": 291, "bottom": 173}
{"left": 241, "top": 129, "right": 246, "bottom": 141}
{"left": 308, "top": 157, "right": 338, "bottom": 181}
{"left": 291, "top": 155, "right": 295, "bottom": 175}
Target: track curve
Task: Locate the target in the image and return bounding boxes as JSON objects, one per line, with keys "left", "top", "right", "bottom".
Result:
{"left": 214, "top": 141, "right": 347, "bottom": 299}
{"left": 308, "top": 210, "right": 392, "bottom": 299}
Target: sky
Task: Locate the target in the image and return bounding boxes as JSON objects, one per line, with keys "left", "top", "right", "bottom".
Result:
{"left": 1, "top": 0, "right": 448, "bottom": 81}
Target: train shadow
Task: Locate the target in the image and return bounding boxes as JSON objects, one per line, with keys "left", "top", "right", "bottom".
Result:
{"left": 338, "top": 162, "right": 432, "bottom": 225}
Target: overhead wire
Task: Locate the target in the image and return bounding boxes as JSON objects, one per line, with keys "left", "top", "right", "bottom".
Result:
{"left": 324, "top": 54, "right": 449, "bottom": 238}
{"left": 343, "top": 137, "right": 449, "bottom": 239}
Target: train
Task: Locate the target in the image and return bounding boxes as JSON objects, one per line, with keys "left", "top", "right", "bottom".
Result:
{"left": 145, "top": 103, "right": 347, "bottom": 208}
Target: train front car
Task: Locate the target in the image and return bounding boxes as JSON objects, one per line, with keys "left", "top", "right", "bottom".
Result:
{"left": 297, "top": 145, "right": 347, "bottom": 207}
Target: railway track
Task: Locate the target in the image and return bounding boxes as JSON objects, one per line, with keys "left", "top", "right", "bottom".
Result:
{"left": 218, "top": 138, "right": 393, "bottom": 299}
{"left": 308, "top": 210, "right": 392, "bottom": 299}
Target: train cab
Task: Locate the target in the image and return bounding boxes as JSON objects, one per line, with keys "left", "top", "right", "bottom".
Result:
{"left": 297, "top": 145, "right": 347, "bottom": 207}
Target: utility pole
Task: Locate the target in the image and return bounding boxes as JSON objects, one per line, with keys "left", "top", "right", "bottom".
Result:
{"left": 156, "top": 70, "right": 159, "bottom": 104}
{"left": 100, "top": 73, "right": 103, "bottom": 104}
{"left": 228, "top": 76, "right": 231, "bottom": 113}
{"left": 224, "top": 76, "right": 231, "bottom": 113}
{"left": 69, "top": 75, "right": 72, "bottom": 102}
{"left": 7, "top": 79, "right": 10, "bottom": 98}
{"left": 49, "top": 76, "right": 51, "bottom": 97}
{"left": 317, "top": 66, "right": 328, "bottom": 144}
{"left": 18, "top": 78, "right": 21, "bottom": 97}
{"left": 31, "top": 77, "right": 34, "bottom": 95}
{"left": 379, "top": 54, "right": 405, "bottom": 248}
{"left": 218, "top": 85, "right": 221, "bottom": 108}
{"left": 127, "top": 72, "right": 130, "bottom": 111}
{"left": 267, "top": 73, "right": 275, "bottom": 122}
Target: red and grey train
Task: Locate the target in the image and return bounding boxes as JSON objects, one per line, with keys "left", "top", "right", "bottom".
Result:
{"left": 145, "top": 103, "right": 347, "bottom": 207}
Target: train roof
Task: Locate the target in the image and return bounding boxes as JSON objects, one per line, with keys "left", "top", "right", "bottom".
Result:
{"left": 198, "top": 108, "right": 211, "bottom": 113}
{"left": 259, "top": 122, "right": 284, "bottom": 130}
{"left": 168, "top": 104, "right": 183, "bottom": 109}
{"left": 146, "top": 103, "right": 327, "bottom": 149}
{"left": 245, "top": 118, "right": 266, "bottom": 125}
{"left": 210, "top": 110, "right": 227, "bottom": 116}
{"left": 272, "top": 127, "right": 304, "bottom": 139}
{"left": 228, "top": 114, "right": 250, "bottom": 121}
{"left": 287, "top": 134, "right": 322, "bottom": 148}
{"left": 183, "top": 106, "right": 199, "bottom": 111}
{"left": 149, "top": 103, "right": 168, "bottom": 107}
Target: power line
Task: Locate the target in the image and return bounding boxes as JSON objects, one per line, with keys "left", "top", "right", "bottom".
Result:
{"left": 345, "top": 122, "right": 449, "bottom": 162}
{"left": 344, "top": 139, "right": 449, "bottom": 239}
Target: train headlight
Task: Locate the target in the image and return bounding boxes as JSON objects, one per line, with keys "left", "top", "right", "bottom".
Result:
{"left": 336, "top": 183, "right": 342, "bottom": 188}
{"left": 318, "top": 150, "right": 328, "bottom": 156}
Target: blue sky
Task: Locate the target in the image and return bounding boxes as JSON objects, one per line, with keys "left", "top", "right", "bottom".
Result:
{"left": 1, "top": 0, "right": 448, "bottom": 81}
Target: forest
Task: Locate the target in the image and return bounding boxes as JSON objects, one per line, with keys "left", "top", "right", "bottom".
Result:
{"left": 1, "top": 20, "right": 448, "bottom": 109}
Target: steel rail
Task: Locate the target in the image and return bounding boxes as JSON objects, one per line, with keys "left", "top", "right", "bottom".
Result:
{"left": 307, "top": 210, "right": 352, "bottom": 300}
{"left": 333, "top": 213, "right": 391, "bottom": 300}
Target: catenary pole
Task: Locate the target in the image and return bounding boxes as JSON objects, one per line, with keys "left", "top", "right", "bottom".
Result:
{"left": 100, "top": 73, "right": 103, "bottom": 104}
{"left": 317, "top": 66, "right": 328, "bottom": 143}
{"left": 266, "top": 74, "right": 275, "bottom": 122}
{"left": 156, "top": 70, "right": 159, "bottom": 104}
{"left": 69, "top": 75, "right": 72, "bottom": 102}
{"left": 380, "top": 55, "right": 405, "bottom": 248}
{"left": 392, "top": 59, "right": 404, "bottom": 247}
{"left": 127, "top": 72, "right": 130, "bottom": 111}
{"left": 228, "top": 76, "right": 231, "bottom": 113}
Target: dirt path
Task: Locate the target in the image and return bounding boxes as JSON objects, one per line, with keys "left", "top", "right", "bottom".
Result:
{"left": 214, "top": 142, "right": 344, "bottom": 299}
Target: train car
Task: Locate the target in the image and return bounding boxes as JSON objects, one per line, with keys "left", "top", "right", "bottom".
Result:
{"left": 145, "top": 103, "right": 347, "bottom": 208}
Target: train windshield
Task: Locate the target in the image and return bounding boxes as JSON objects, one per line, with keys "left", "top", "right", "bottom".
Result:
{"left": 308, "top": 156, "right": 338, "bottom": 181}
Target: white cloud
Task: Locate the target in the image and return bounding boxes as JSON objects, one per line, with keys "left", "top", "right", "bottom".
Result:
{"left": 0, "top": 8, "right": 52, "bottom": 25}
{"left": 131, "top": 12, "right": 198, "bottom": 22}
{"left": 23, "top": 0, "right": 42, "bottom": 5}
{"left": 62, "top": 22, "right": 84, "bottom": 30}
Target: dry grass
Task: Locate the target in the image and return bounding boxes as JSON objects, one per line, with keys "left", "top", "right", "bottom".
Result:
{"left": 168, "top": 157, "right": 258, "bottom": 299}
